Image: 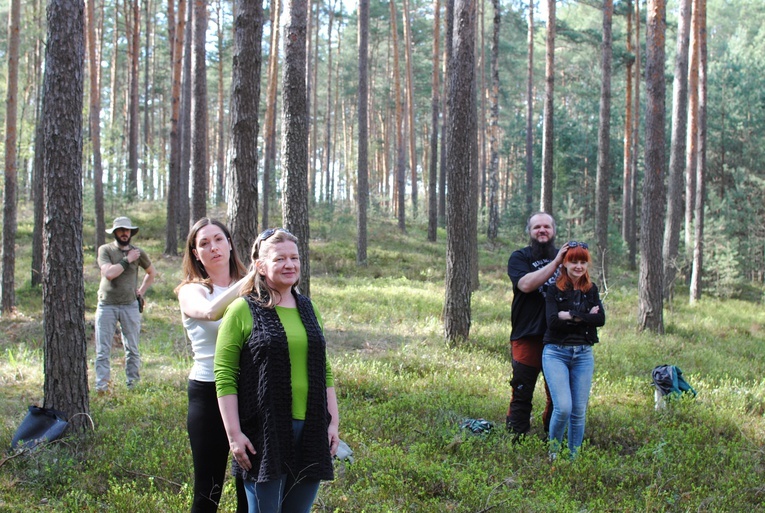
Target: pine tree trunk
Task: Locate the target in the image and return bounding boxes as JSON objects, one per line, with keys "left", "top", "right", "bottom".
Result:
{"left": 262, "top": 0, "right": 281, "bottom": 227}
{"left": 540, "top": 0, "right": 555, "bottom": 213}
{"left": 427, "top": 0, "right": 441, "bottom": 242}
{"left": 638, "top": 0, "right": 666, "bottom": 334}
{"left": 444, "top": 0, "right": 476, "bottom": 345}
{"left": 42, "top": 0, "right": 89, "bottom": 429}
{"left": 127, "top": 0, "right": 140, "bottom": 199}
{"left": 487, "top": 0, "right": 500, "bottom": 240}
{"left": 2, "top": 0, "right": 21, "bottom": 313}
{"left": 191, "top": 0, "right": 209, "bottom": 222}
{"left": 356, "top": 0, "right": 369, "bottom": 264}
{"left": 438, "top": 0, "right": 454, "bottom": 227}
{"left": 281, "top": 0, "right": 311, "bottom": 297}
{"left": 215, "top": 0, "right": 227, "bottom": 205}
{"left": 595, "top": 0, "right": 613, "bottom": 284}
{"left": 227, "top": 0, "right": 263, "bottom": 259}
{"left": 179, "top": 4, "right": 192, "bottom": 241}
{"left": 689, "top": 0, "right": 706, "bottom": 303}
{"left": 685, "top": 0, "right": 700, "bottom": 250}
{"left": 402, "top": 0, "right": 417, "bottom": 218}
{"left": 525, "top": 0, "right": 534, "bottom": 215}
{"left": 662, "top": 0, "right": 691, "bottom": 301}
{"left": 390, "top": 0, "right": 406, "bottom": 233}
{"left": 87, "top": 0, "right": 106, "bottom": 252}
{"left": 622, "top": 0, "right": 633, "bottom": 259}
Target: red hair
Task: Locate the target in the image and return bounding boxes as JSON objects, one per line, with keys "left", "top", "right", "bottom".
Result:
{"left": 556, "top": 245, "right": 593, "bottom": 292}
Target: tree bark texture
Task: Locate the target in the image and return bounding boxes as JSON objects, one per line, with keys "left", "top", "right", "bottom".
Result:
{"left": 179, "top": 3, "right": 192, "bottom": 242}
{"left": 540, "top": 0, "right": 555, "bottom": 213}
{"left": 662, "top": 0, "right": 691, "bottom": 301}
{"left": 638, "top": 0, "right": 666, "bottom": 333}
{"left": 444, "top": 0, "right": 475, "bottom": 344}
{"left": 486, "top": 0, "right": 500, "bottom": 240}
{"left": 127, "top": 0, "right": 140, "bottom": 199}
{"left": 525, "top": 0, "right": 534, "bottom": 215}
{"left": 622, "top": 0, "right": 634, "bottom": 265}
{"left": 356, "top": 0, "right": 369, "bottom": 265}
{"left": 402, "top": 0, "right": 417, "bottom": 218}
{"left": 281, "top": 0, "right": 311, "bottom": 297}
{"left": 227, "top": 0, "right": 263, "bottom": 259}
{"left": 262, "top": 0, "right": 281, "bottom": 228}
{"left": 690, "top": 0, "right": 706, "bottom": 303}
{"left": 390, "top": 0, "right": 406, "bottom": 233}
{"left": 595, "top": 0, "right": 613, "bottom": 284}
{"left": 427, "top": 0, "right": 440, "bottom": 242}
{"left": 2, "top": 0, "right": 21, "bottom": 312}
{"left": 191, "top": 0, "right": 209, "bottom": 222}
{"left": 684, "top": 0, "right": 700, "bottom": 250}
{"left": 87, "top": 0, "right": 106, "bottom": 253}
{"left": 438, "top": 0, "right": 454, "bottom": 228}
{"left": 42, "top": 0, "right": 90, "bottom": 428}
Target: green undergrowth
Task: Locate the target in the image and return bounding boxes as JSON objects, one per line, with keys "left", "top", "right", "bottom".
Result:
{"left": 1, "top": 209, "right": 765, "bottom": 511}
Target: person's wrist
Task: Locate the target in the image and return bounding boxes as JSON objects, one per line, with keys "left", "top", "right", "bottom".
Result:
{"left": 120, "top": 258, "right": 129, "bottom": 270}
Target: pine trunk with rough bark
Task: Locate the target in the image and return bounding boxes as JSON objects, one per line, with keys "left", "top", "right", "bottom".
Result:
{"left": 402, "top": 0, "right": 417, "bottom": 218}
{"left": 595, "top": 0, "right": 613, "bottom": 284}
{"left": 281, "top": 0, "right": 311, "bottom": 296}
{"left": 127, "top": 0, "right": 140, "bottom": 199}
{"left": 191, "top": 0, "right": 209, "bottom": 222}
{"left": 262, "top": 0, "right": 281, "bottom": 228}
{"left": 638, "top": 0, "right": 666, "bottom": 334}
{"left": 622, "top": 0, "right": 633, "bottom": 265}
{"left": 662, "top": 0, "right": 691, "bottom": 301}
{"left": 487, "top": 0, "right": 500, "bottom": 240}
{"left": 525, "top": 0, "right": 533, "bottom": 214}
{"left": 444, "top": 0, "right": 476, "bottom": 345}
{"left": 87, "top": 0, "right": 106, "bottom": 252}
{"left": 227, "top": 0, "right": 263, "bottom": 259}
{"left": 390, "top": 0, "right": 406, "bottom": 232}
{"left": 427, "top": 0, "right": 440, "bottom": 242}
{"left": 540, "top": 0, "right": 555, "bottom": 213}
{"left": 685, "top": 0, "right": 700, "bottom": 250}
{"left": 42, "top": 0, "right": 90, "bottom": 429}
{"left": 357, "top": 0, "right": 369, "bottom": 264}
{"left": 690, "top": 0, "right": 706, "bottom": 303}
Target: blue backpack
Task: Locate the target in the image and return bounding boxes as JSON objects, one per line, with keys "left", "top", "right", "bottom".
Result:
{"left": 652, "top": 365, "right": 697, "bottom": 399}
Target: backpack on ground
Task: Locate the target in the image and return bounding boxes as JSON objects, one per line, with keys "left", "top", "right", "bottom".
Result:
{"left": 651, "top": 364, "right": 696, "bottom": 410}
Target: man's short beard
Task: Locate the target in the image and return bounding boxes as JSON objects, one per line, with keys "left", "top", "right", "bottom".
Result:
{"left": 530, "top": 236, "right": 556, "bottom": 260}
{"left": 114, "top": 233, "right": 132, "bottom": 247}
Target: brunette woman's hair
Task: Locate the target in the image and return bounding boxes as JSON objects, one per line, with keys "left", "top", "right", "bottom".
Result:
{"left": 555, "top": 245, "right": 593, "bottom": 292}
{"left": 174, "top": 218, "right": 247, "bottom": 294}
{"left": 240, "top": 228, "right": 300, "bottom": 308}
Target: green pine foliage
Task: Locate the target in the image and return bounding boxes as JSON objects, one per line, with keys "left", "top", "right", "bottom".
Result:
{"left": 1, "top": 207, "right": 765, "bottom": 511}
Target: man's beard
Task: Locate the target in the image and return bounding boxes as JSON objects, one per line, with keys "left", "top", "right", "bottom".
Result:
{"left": 530, "top": 236, "right": 556, "bottom": 260}
{"left": 114, "top": 233, "right": 132, "bottom": 248}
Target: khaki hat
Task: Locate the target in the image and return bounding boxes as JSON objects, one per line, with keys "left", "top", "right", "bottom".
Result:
{"left": 106, "top": 216, "right": 139, "bottom": 235}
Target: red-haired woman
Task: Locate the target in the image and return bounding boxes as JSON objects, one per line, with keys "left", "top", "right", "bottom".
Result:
{"left": 542, "top": 241, "right": 605, "bottom": 459}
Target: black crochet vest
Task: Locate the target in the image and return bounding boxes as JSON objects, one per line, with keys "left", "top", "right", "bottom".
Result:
{"left": 234, "top": 292, "right": 334, "bottom": 483}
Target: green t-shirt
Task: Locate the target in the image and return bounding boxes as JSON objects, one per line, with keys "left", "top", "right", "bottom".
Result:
{"left": 214, "top": 297, "right": 334, "bottom": 421}
{"left": 97, "top": 242, "right": 152, "bottom": 305}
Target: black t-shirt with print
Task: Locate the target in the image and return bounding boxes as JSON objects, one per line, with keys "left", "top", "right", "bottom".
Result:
{"left": 507, "top": 245, "right": 558, "bottom": 341}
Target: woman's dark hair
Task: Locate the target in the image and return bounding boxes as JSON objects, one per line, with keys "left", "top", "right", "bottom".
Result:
{"left": 174, "top": 218, "right": 247, "bottom": 294}
{"left": 555, "top": 245, "right": 593, "bottom": 293}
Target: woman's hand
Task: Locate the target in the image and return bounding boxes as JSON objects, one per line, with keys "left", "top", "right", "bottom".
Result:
{"left": 589, "top": 305, "right": 600, "bottom": 314}
{"left": 229, "top": 432, "right": 256, "bottom": 471}
{"left": 558, "top": 310, "right": 573, "bottom": 321}
{"left": 328, "top": 424, "right": 340, "bottom": 457}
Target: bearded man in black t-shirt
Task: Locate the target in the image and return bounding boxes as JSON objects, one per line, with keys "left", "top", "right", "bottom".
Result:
{"left": 506, "top": 212, "right": 569, "bottom": 436}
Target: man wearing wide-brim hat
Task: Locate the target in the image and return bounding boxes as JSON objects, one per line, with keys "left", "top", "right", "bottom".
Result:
{"left": 95, "top": 216, "right": 157, "bottom": 393}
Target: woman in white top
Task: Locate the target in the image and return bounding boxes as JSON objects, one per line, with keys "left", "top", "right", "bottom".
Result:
{"left": 175, "top": 218, "right": 253, "bottom": 513}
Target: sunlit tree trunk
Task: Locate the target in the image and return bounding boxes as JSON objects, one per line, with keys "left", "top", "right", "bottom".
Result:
{"left": 215, "top": 0, "right": 227, "bottom": 204}
{"left": 127, "top": 0, "right": 140, "bottom": 199}
{"left": 227, "top": 0, "right": 263, "bottom": 258}
{"left": 486, "top": 0, "right": 500, "bottom": 240}
{"left": 357, "top": 0, "right": 369, "bottom": 264}
{"left": 42, "top": 0, "right": 89, "bottom": 429}
{"left": 2, "top": 0, "right": 21, "bottom": 313}
{"left": 402, "top": 0, "right": 417, "bottom": 218}
{"left": 262, "top": 0, "right": 281, "bottom": 227}
{"left": 444, "top": 0, "right": 476, "bottom": 345}
{"left": 179, "top": 4, "right": 192, "bottom": 240}
{"left": 390, "top": 0, "right": 406, "bottom": 233}
{"left": 685, "top": 0, "right": 700, "bottom": 250}
{"left": 525, "top": 0, "right": 534, "bottom": 215}
{"left": 438, "top": 0, "right": 453, "bottom": 227}
{"left": 191, "top": 0, "right": 209, "bottom": 222}
{"left": 628, "top": 0, "right": 640, "bottom": 270}
{"left": 322, "top": 4, "right": 335, "bottom": 206}
{"left": 164, "top": 0, "right": 186, "bottom": 256}
{"left": 622, "top": 0, "right": 634, "bottom": 268}
{"left": 427, "top": 0, "right": 440, "bottom": 242}
{"left": 638, "top": 0, "right": 666, "bottom": 334}
{"left": 690, "top": 0, "right": 706, "bottom": 303}
{"left": 143, "top": 0, "right": 154, "bottom": 200}
{"left": 595, "top": 0, "right": 613, "bottom": 283}
{"left": 539, "top": 0, "right": 554, "bottom": 213}
{"left": 282, "top": 0, "right": 311, "bottom": 296}
{"left": 663, "top": 0, "right": 691, "bottom": 301}
{"left": 87, "top": 0, "right": 106, "bottom": 252}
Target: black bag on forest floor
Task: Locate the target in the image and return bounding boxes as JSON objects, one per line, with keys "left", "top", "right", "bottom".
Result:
{"left": 11, "top": 405, "right": 69, "bottom": 451}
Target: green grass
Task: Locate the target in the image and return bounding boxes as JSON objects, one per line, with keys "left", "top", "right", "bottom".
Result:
{"left": 1, "top": 205, "right": 765, "bottom": 512}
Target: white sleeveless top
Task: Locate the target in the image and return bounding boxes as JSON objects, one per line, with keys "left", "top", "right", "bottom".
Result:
{"left": 183, "top": 283, "right": 230, "bottom": 382}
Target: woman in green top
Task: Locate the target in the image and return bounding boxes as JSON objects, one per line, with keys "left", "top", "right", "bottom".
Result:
{"left": 215, "top": 228, "right": 339, "bottom": 513}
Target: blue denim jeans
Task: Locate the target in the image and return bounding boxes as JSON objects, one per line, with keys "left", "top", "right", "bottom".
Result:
{"left": 542, "top": 344, "right": 594, "bottom": 456}
{"left": 243, "top": 420, "right": 321, "bottom": 513}
{"left": 95, "top": 302, "right": 142, "bottom": 390}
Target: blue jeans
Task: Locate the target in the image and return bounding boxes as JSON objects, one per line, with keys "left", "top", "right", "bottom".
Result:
{"left": 542, "top": 344, "right": 594, "bottom": 456}
{"left": 243, "top": 420, "right": 321, "bottom": 513}
{"left": 95, "top": 302, "right": 142, "bottom": 390}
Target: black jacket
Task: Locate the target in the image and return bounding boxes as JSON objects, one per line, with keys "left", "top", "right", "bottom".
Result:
{"left": 543, "top": 283, "right": 605, "bottom": 345}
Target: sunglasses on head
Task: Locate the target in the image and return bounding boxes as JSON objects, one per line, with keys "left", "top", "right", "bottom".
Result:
{"left": 258, "top": 227, "right": 293, "bottom": 241}
{"left": 568, "top": 241, "right": 589, "bottom": 250}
